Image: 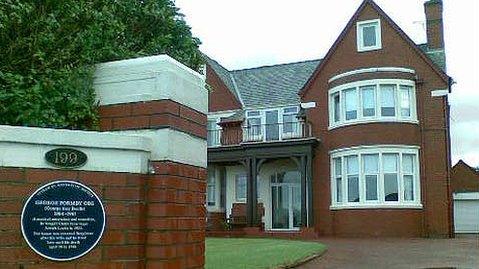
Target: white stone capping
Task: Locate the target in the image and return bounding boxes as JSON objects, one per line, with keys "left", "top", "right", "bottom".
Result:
{"left": 94, "top": 54, "right": 208, "bottom": 114}
{"left": 117, "top": 129, "right": 207, "bottom": 168}
{"left": 328, "top": 67, "right": 416, "bottom": 83}
{"left": 0, "top": 125, "right": 152, "bottom": 174}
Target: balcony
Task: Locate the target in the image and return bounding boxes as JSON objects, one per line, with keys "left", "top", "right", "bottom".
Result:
{"left": 207, "top": 122, "right": 313, "bottom": 147}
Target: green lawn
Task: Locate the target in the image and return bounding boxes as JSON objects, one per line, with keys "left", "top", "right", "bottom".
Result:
{"left": 205, "top": 238, "right": 326, "bottom": 269}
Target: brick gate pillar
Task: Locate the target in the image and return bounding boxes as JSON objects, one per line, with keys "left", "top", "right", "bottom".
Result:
{"left": 95, "top": 55, "right": 208, "bottom": 269}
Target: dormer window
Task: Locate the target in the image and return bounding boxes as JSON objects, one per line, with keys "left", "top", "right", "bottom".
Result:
{"left": 357, "top": 19, "right": 382, "bottom": 52}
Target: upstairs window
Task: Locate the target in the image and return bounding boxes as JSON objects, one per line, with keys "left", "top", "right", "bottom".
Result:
{"left": 329, "top": 79, "right": 417, "bottom": 129}
{"left": 357, "top": 19, "right": 382, "bottom": 52}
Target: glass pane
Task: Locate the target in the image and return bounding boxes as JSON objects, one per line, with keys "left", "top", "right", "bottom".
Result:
{"left": 266, "top": 110, "right": 279, "bottom": 141}
{"left": 207, "top": 184, "right": 215, "bottom": 205}
{"left": 333, "top": 93, "right": 341, "bottom": 122}
{"left": 362, "top": 25, "right": 377, "bottom": 47}
{"left": 292, "top": 185, "right": 301, "bottom": 227}
{"left": 336, "top": 177, "right": 343, "bottom": 203}
{"left": 283, "top": 171, "right": 300, "bottom": 184}
{"left": 384, "top": 173, "right": 398, "bottom": 201}
{"left": 402, "top": 154, "right": 415, "bottom": 174}
{"left": 247, "top": 111, "right": 260, "bottom": 117}
{"left": 348, "top": 175, "right": 359, "bottom": 202}
{"left": 365, "top": 175, "right": 378, "bottom": 201}
{"left": 346, "top": 155, "right": 359, "bottom": 174}
{"left": 272, "top": 185, "right": 289, "bottom": 229}
{"left": 361, "top": 86, "right": 376, "bottom": 117}
{"left": 381, "top": 85, "right": 396, "bottom": 116}
{"left": 235, "top": 175, "right": 247, "bottom": 201}
{"left": 400, "top": 85, "right": 412, "bottom": 117}
{"left": 383, "top": 153, "right": 398, "bottom": 173}
{"left": 404, "top": 175, "right": 414, "bottom": 201}
{"left": 284, "top": 107, "right": 298, "bottom": 113}
{"left": 344, "top": 88, "right": 358, "bottom": 120}
{"left": 334, "top": 158, "right": 342, "bottom": 176}
{"left": 247, "top": 118, "right": 262, "bottom": 137}
{"left": 363, "top": 154, "right": 379, "bottom": 173}
{"left": 283, "top": 114, "right": 295, "bottom": 133}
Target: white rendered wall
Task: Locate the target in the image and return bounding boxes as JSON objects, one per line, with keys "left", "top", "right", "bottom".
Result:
{"left": 223, "top": 160, "right": 298, "bottom": 230}
{"left": 117, "top": 129, "right": 207, "bottom": 168}
{"left": 94, "top": 55, "right": 208, "bottom": 114}
{"left": 0, "top": 125, "right": 151, "bottom": 174}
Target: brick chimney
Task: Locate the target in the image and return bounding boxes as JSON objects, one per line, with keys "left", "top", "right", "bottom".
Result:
{"left": 424, "top": 0, "right": 445, "bottom": 50}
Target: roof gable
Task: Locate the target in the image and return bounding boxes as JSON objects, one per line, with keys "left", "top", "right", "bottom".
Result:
{"left": 300, "top": 0, "right": 450, "bottom": 97}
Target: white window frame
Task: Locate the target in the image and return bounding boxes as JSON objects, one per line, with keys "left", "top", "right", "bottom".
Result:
{"left": 328, "top": 79, "right": 418, "bottom": 130}
{"left": 206, "top": 167, "right": 222, "bottom": 212}
{"left": 330, "top": 145, "right": 422, "bottom": 210}
{"left": 235, "top": 174, "right": 247, "bottom": 202}
{"left": 207, "top": 172, "right": 216, "bottom": 206}
{"left": 282, "top": 106, "right": 300, "bottom": 139}
{"left": 357, "top": 19, "right": 382, "bottom": 52}
{"left": 244, "top": 105, "right": 300, "bottom": 142}
{"left": 207, "top": 118, "right": 221, "bottom": 147}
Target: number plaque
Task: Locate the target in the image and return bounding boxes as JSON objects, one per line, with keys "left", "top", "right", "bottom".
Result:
{"left": 45, "top": 148, "right": 87, "bottom": 169}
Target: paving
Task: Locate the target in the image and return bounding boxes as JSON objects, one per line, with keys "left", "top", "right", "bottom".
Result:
{"left": 297, "top": 235, "right": 479, "bottom": 269}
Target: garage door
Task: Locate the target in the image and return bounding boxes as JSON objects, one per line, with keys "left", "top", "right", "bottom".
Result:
{"left": 454, "top": 192, "right": 479, "bottom": 233}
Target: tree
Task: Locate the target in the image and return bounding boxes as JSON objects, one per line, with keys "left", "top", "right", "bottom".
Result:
{"left": 0, "top": 0, "right": 202, "bottom": 129}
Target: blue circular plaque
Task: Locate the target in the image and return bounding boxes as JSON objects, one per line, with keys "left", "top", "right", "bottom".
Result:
{"left": 21, "top": 180, "right": 105, "bottom": 261}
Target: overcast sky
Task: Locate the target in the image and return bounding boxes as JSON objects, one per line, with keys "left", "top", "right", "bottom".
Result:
{"left": 175, "top": 0, "right": 479, "bottom": 167}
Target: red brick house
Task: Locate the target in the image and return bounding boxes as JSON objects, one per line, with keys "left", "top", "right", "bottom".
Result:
{"left": 451, "top": 160, "right": 479, "bottom": 234}
{"left": 205, "top": 0, "right": 453, "bottom": 237}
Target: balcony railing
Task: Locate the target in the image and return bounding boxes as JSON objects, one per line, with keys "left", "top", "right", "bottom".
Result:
{"left": 207, "top": 122, "right": 313, "bottom": 147}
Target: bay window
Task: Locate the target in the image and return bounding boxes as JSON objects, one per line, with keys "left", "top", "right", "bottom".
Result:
{"left": 330, "top": 145, "right": 421, "bottom": 209}
{"left": 329, "top": 79, "right": 417, "bottom": 129}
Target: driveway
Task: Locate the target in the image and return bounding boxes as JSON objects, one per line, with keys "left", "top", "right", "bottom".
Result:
{"left": 297, "top": 235, "right": 479, "bottom": 269}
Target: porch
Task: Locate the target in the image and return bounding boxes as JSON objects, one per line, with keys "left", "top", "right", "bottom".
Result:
{"left": 206, "top": 138, "right": 318, "bottom": 235}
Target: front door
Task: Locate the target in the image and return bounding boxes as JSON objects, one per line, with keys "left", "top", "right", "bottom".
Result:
{"left": 265, "top": 110, "right": 279, "bottom": 141}
{"left": 271, "top": 171, "right": 301, "bottom": 230}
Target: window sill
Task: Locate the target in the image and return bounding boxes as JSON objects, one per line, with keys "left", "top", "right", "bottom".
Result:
{"left": 328, "top": 118, "right": 419, "bottom": 131}
{"left": 330, "top": 203, "right": 423, "bottom": 210}
{"left": 357, "top": 46, "right": 382, "bottom": 52}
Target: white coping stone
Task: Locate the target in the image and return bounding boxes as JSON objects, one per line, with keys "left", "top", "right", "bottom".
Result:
{"left": 94, "top": 54, "right": 208, "bottom": 114}
{"left": 0, "top": 125, "right": 152, "bottom": 174}
{"left": 117, "top": 129, "right": 207, "bottom": 168}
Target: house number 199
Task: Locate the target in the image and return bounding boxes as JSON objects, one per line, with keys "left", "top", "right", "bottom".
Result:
{"left": 45, "top": 148, "right": 88, "bottom": 168}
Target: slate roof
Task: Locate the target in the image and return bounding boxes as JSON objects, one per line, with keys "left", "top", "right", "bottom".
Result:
{"left": 418, "top": 43, "right": 447, "bottom": 71}
{"left": 231, "top": 60, "right": 320, "bottom": 108}
{"left": 205, "top": 42, "right": 444, "bottom": 109}
{"left": 203, "top": 55, "right": 242, "bottom": 104}
{"left": 205, "top": 58, "right": 320, "bottom": 108}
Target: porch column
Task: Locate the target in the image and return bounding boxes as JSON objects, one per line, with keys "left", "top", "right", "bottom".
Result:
{"left": 306, "top": 153, "right": 314, "bottom": 226}
{"left": 300, "top": 155, "right": 308, "bottom": 227}
{"left": 246, "top": 157, "right": 258, "bottom": 226}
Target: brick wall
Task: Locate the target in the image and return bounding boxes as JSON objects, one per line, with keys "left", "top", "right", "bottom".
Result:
{"left": 99, "top": 100, "right": 207, "bottom": 140}
{"left": 0, "top": 162, "right": 206, "bottom": 269}
{"left": 301, "top": 1, "right": 451, "bottom": 237}
{"left": 451, "top": 160, "right": 479, "bottom": 193}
